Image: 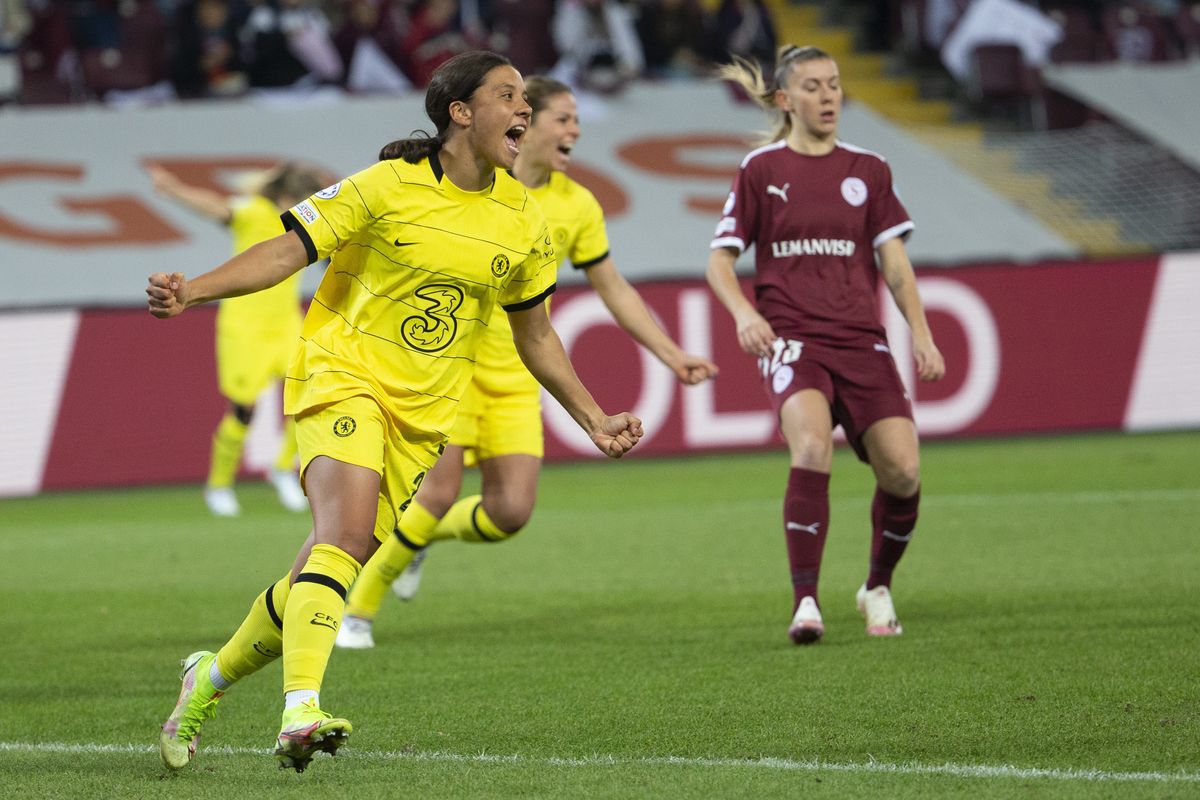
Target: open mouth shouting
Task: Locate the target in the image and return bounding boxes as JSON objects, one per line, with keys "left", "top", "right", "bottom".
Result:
{"left": 505, "top": 124, "right": 527, "bottom": 156}
{"left": 555, "top": 141, "right": 574, "bottom": 167}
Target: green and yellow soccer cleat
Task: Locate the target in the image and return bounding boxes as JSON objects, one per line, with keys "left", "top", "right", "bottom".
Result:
{"left": 274, "top": 699, "right": 352, "bottom": 773}
{"left": 159, "top": 650, "right": 225, "bottom": 770}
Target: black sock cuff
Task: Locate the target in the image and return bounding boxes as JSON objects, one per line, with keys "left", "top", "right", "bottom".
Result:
{"left": 264, "top": 581, "right": 285, "bottom": 630}
{"left": 393, "top": 526, "right": 427, "bottom": 552}
{"left": 294, "top": 571, "right": 348, "bottom": 600}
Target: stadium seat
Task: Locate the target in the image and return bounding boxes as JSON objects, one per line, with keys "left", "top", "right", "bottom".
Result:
{"left": 1173, "top": 2, "right": 1200, "bottom": 56}
{"left": 967, "top": 43, "right": 1038, "bottom": 101}
{"left": 17, "top": 3, "right": 76, "bottom": 104}
{"left": 18, "top": 53, "right": 74, "bottom": 105}
{"left": 117, "top": 0, "right": 168, "bottom": 83}
{"left": 77, "top": 1, "right": 167, "bottom": 98}
{"left": 1045, "top": 7, "right": 1109, "bottom": 63}
{"left": 899, "top": 0, "right": 971, "bottom": 62}
{"left": 81, "top": 47, "right": 159, "bottom": 95}
{"left": 1101, "top": 5, "right": 1180, "bottom": 62}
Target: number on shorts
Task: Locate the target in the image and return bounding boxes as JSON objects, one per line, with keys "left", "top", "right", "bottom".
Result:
{"left": 759, "top": 338, "right": 804, "bottom": 376}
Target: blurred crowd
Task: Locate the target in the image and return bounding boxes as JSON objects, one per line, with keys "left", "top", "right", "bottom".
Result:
{"left": 901, "top": 0, "right": 1200, "bottom": 63}
{"left": 0, "top": 0, "right": 781, "bottom": 105}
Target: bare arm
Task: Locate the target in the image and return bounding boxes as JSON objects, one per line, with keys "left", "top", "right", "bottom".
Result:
{"left": 877, "top": 237, "right": 944, "bottom": 381}
{"left": 584, "top": 257, "right": 717, "bottom": 385}
{"left": 148, "top": 165, "right": 233, "bottom": 224}
{"left": 507, "top": 302, "right": 642, "bottom": 458}
{"left": 705, "top": 246, "right": 775, "bottom": 358}
{"left": 146, "top": 230, "right": 309, "bottom": 318}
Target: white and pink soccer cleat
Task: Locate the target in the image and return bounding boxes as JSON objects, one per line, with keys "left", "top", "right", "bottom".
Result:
{"left": 856, "top": 584, "right": 903, "bottom": 636}
{"left": 788, "top": 596, "right": 825, "bottom": 645}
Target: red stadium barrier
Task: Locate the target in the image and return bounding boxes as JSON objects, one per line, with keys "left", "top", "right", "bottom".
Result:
{"left": 2, "top": 253, "right": 1198, "bottom": 495}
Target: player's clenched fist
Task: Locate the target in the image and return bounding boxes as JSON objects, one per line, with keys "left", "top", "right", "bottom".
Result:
{"left": 147, "top": 272, "right": 189, "bottom": 318}
{"left": 591, "top": 412, "right": 643, "bottom": 459}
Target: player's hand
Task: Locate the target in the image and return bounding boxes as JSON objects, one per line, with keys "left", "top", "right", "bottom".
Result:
{"left": 914, "top": 337, "right": 945, "bottom": 381}
{"left": 734, "top": 309, "right": 776, "bottom": 358}
{"left": 147, "top": 164, "right": 177, "bottom": 194}
{"left": 590, "top": 412, "right": 643, "bottom": 459}
{"left": 147, "top": 272, "right": 190, "bottom": 318}
{"left": 670, "top": 353, "right": 719, "bottom": 385}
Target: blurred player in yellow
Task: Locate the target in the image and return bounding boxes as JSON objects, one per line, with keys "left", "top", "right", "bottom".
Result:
{"left": 148, "top": 51, "right": 642, "bottom": 774}
{"left": 335, "top": 76, "right": 719, "bottom": 650}
{"left": 150, "top": 161, "right": 330, "bottom": 517}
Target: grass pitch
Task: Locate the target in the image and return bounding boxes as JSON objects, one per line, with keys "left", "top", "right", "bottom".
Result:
{"left": 1, "top": 430, "right": 1197, "bottom": 799}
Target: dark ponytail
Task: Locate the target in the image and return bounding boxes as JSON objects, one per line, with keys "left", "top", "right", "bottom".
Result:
{"left": 379, "top": 51, "right": 514, "bottom": 163}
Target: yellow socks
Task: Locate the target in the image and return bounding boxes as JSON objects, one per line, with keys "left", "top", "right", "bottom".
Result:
{"left": 341, "top": 498, "right": 515, "bottom": 623}
{"left": 273, "top": 417, "right": 299, "bottom": 473}
{"left": 344, "top": 503, "right": 440, "bottom": 619}
{"left": 282, "top": 544, "right": 361, "bottom": 693}
{"left": 434, "top": 495, "right": 509, "bottom": 543}
{"left": 215, "top": 574, "right": 291, "bottom": 683}
{"left": 207, "top": 413, "right": 247, "bottom": 488}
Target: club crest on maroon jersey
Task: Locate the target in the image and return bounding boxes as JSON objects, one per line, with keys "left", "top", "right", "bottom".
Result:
{"left": 841, "top": 177, "right": 867, "bottom": 207}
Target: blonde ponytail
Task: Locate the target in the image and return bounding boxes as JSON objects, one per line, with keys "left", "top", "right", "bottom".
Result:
{"left": 717, "top": 45, "right": 834, "bottom": 144}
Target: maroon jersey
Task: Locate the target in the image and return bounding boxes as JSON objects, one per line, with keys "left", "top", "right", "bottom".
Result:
{"left": 711, "top": 140, "right": 913, "bottom": 347}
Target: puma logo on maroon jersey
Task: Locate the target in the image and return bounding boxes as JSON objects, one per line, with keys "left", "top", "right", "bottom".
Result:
{"left": 766, "top": 183, "right": 790, "bottom": 202}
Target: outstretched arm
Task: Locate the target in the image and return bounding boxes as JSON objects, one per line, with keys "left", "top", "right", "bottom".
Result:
{"left": 147, "top": 164, "right": 233, "bottom": 224}
{"left": 146, "top": 230, "right": 309, "bottom": 318}
{"left": 584, "top": 257, "right": 718, "bottom": 385}
{"left": 705, "top": 246, "right": 775, "bottom": 358}
{"left": 877, "top": 237, "right": 945, "bottom": 382}
{"left": 508, "top": 302, "right": 642, "bottom": 458}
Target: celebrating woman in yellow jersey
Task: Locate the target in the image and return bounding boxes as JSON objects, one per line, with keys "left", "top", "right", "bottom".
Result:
{"left": 335, "top": 76, "right": 719, "bottom": 650}
{"left": 149, "top": 162, "right": 329, "bottom": 518}
{"left": 148, "top": 51, "right": 642, "bottom": 774}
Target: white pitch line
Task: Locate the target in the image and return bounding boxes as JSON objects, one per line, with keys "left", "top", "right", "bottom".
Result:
{"left": 2, "top": 741, "right": 1198, "bottom": 784}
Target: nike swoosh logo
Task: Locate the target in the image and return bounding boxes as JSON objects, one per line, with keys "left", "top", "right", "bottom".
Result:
{"left": 310, "top": 619, "right": 338, "bottom": 630}
{"left": 395, "top": 240, "right": 417, "bottom": 248}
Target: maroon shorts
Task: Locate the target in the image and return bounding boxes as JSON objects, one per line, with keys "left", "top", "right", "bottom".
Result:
{"left": 759, "top": 338, "right": 913, "bottom": 463}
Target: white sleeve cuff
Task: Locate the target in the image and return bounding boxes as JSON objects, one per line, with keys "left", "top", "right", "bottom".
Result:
{"left": 872, "top": 221, "right": 915, "bottom": 249}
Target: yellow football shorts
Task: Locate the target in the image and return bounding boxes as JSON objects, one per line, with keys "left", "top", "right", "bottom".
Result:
{"left": 294, "top": 394, "right": 441, "bottom": 543}
{"left": 449, "top": 374, "right": 543, "bottom": 468}
{"left": 216, "top": 319, "right": 301, "bottom": 407}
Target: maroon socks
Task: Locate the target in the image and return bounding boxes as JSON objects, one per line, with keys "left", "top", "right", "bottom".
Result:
{"left": 783, "top": 468, "right": 830, "bottom": 611}
{"left": 866, "top": 487, "right": 920, "bottom": 590}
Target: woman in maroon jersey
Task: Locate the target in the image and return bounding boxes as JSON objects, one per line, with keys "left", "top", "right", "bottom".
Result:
{"left": 706, "top": 45, "right": 945, "bottom": 645}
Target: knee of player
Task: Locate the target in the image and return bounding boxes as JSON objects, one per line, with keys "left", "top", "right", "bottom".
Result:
{"left": 484, "top": 506, "right": 532, "bottom": 537}
{"left": 788, "top": 433, "right": 832, "bottom": 469}
{"left": 416, "top": 483, "right": 460, "bottom": 518}
{"left": 482, "top": 499, "right": 534, "bottom": 537}
{"left": 880, "top": 461, "right": 920, "bottom": 497}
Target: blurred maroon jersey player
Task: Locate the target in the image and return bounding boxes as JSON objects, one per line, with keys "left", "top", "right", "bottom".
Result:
{"left": 707, "top": 45, "right": 945, "bottom": 645}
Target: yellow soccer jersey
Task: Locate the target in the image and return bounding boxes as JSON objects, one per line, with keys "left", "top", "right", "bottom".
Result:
{"left": 217, "top": 194, "right": 303, "bottom": 335}
{"left": 281, "top": 156, "right": 557, "bottom": 441}
{"left": 475, "top": 170, "right": 610, "bottom": 381}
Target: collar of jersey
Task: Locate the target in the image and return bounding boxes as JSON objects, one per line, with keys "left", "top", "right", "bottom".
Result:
{"left": 427, "top": 154, "right": 495, "bottom": 201}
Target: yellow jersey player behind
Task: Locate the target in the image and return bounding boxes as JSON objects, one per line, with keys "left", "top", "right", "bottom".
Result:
{"left": 149, "top": 161, "right": 331, "bottom": 517}
{"left": 148, "top": 51, "right": 642, "bottom": 774}
{"left": 335, "top": 75, "right": 719, "bottom": 650}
